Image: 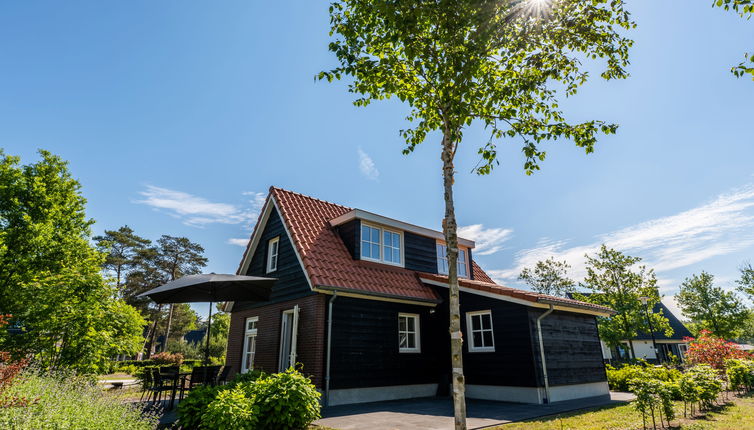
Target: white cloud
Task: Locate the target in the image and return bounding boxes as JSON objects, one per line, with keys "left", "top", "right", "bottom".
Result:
{"left": 358, "top": 148, "right": 379, "bottom": 181}
{"left": 135, "top": 185, "right": 266, "bottom": 228}
{"left": 458, "top": 224, "right": 513, "bottom": 256}
{"left": 493, "top": 185, "right": 754, "bottom": 285}
{"left": 227, "top": 238, "right": 249, "bottom": 247}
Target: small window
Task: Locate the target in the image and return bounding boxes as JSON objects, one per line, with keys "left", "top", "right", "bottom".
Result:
{"left": 466, "top": 311, "right": 494, "bottom": 352}
{"left": 437, "top": 244, "right": 468, "bottom": 277}
{"left": 398, "top": 313, "right": 420, "bottom": 353}
{"left": 266, "top": 237, "right": 279, "bottom": 273}
{"left": 361, "top": 225, "right": 381, "bottom": 260}
{"left": 242, "top": 317, "right": 259, "bottom": 373}
{"left": 360, "top": 223, "right": 402, "bottom": 266}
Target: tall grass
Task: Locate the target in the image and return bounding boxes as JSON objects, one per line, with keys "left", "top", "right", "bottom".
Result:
{"left": 0, "top": 368, "right": 158, "bottom": 430}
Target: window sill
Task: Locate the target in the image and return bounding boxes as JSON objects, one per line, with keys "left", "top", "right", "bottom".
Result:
{"left": 399, "top": 349, "right": 421, "bottom": 354}
{"left": 468, "top": 348, "right": 495, "bottom": 353}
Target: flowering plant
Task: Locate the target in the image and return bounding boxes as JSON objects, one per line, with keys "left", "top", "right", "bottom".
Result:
{"left": 683, "top": 330, "right": 746, "bottom": 370}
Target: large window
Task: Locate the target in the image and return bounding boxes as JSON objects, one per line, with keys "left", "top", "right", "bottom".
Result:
{"left": 398, "top": 313, "right": 420, "bottom": 353}
{"left": 466, "top": 310, "right": 494, "bottom": 352}
{"left": 241, "top": 317, "right": 258, "bottom": 373}
{"left": 437, "top": 244, "right": 468, "bottom": 277}
{"left": 266, "top": 237, "right": 279, "bottom": 273}
{"left": 360, "top": 223, "right": 402, "bottom": 265}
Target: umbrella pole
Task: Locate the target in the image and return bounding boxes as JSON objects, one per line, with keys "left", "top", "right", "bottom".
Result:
{"left": 205, "top": 301, "right": 213, "bottom": 365}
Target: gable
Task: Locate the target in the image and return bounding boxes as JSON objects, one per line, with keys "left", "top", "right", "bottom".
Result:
{"left": 233, "top": 206, "right": 313, "bottom": 311}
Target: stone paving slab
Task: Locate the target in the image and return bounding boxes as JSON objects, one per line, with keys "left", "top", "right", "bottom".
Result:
{"left": 315, "top": 392, "right": 634, "bottom": 430}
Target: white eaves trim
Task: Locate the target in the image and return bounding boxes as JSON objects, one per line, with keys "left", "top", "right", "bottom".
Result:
{"left": 420, "top": 278, "right": 613, "bottom": 317}
{"left": 329, "top": 209, "right": 475, "bottom": 249}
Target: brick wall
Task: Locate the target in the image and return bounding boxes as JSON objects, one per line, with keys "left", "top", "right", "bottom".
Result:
{"left": 227, "top": 294, "right": 327, "bottom": 388}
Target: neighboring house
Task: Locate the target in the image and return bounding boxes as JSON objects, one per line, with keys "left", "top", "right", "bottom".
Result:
{"left": 225, "top": 187, "right": 615, "bottom": 406}
{"left": 155, "top": 329, "right": 207, "bottom": 353}
{"left": 600, "top": 301, "right": 692, "bottom": 363}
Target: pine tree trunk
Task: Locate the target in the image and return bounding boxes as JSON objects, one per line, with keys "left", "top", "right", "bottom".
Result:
{"left": 145, "top": 303, "right": 163, "bottom": 358}
{"left": 441, "top": 126, "right": 467, "bottom": 430}
{"left": 164, "top": 303, "right": 174, "bottom": 348}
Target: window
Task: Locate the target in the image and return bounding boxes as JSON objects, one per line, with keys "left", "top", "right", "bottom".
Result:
{"left": 266, "top": 237, "right": 279, "bottom": 273}
{"left": 437, "top": 244, "right": 468, "bottom": 277}
{"left": 398, "top": 313, "right": 420, "bottom": 353}
{"left": 360, "top": 223, "right": 402, "bottom": 265}
{"left": 466, "top": 310, "right": 494, "bottom": 352}
{"left": 241, "top": 317, "right": 258, "bottom": 372}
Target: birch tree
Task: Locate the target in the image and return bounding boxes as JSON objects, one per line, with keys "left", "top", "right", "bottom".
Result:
{"left": 321, "top": 1, "right": 634, "bottom": 427}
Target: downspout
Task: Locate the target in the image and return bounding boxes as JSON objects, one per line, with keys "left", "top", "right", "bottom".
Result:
{"left": 536, "top": 304, "right": 555, "bottom": 404}
{"left": 325, "top": 292, "right": 337, "bottom": 406}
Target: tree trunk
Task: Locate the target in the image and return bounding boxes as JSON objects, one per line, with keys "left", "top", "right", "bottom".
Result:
{"left": 441, "top": 126, "right": 467, "bottom": 430}
{"left": 627, "top": 339, "right": 636, "bottom": 360}
{"left": 164, "top": 303, "right": 174, "bottom": 348}
{"left": 144, "top": 304, "right": 163, "bottom": 358}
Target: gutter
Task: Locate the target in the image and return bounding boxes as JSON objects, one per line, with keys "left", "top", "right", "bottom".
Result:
{"left": 325, "top": 292, "right": 337, "bottom": 406}
{"left": 536, "top": 304, "right": 555, "bottom": 404}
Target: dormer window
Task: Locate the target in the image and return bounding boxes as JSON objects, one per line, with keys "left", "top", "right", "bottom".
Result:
{"left": 360, "top": 223, "right": 402, "bottom": 266}
{"left": 437, "top": 244, "right": 468, "bottom": 278}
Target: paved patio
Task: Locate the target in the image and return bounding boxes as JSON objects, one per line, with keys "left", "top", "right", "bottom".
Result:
{"left": 315, "top": 392, "right": 634, "bottom": 430}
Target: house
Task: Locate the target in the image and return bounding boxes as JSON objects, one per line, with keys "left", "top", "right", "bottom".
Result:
{"left": 225, "top": 187, "right": 615, "bottom": 406}
{"left": 601, "top": 301, "right": 692, "bottom": 363}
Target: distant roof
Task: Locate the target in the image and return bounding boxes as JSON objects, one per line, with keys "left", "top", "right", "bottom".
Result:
{"left": 235, "top": 187, "right": 614, "bottom": 315}
{"left": 568, "top": 293, "right": 692, "bottom": 340}
{"left": 635, "top": 301, "right": 693, "bottom": 341}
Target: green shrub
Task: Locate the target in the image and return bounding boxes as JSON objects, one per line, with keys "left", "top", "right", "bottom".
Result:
{"left": 202, "top": 387, "right": 258, "bottom": 430}
{"left": 686, "top": 364, "right": 723, "bottom": 410}
{"left": 606, "top": 362, "right": 681, "bottom": 392}
{"left": 725, "top": 359, "right": 754, "bottom": 392}
{"left": 0, "top": 369, "right": 157, "bottom": 430}
{"left": 250, "top": 369, "right": 321, "bottom": 429}
{"left": 629, "top": 376, "right": 675, "bottom": 428}
{"left": 194, "top": 368, "right": 320, "bottom": 430}
{"left": 177, "top": 384, "right": 222, "bottom": 429}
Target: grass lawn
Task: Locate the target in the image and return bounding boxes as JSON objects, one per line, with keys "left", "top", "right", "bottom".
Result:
{"left": 496, "top": 393, "right": 754, "bottom": 429}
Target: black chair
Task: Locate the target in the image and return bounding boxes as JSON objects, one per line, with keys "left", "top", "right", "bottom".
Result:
{"left": 179, "top": 365, "right": 221, "bottom": 400}
{"left": 138, "top": 369, "right": 153, "bottom": 402}
{"left": 147, "top": 368, "right": 177, "bottom": 407}
{"left": 215, "top": 366, "right": 231, "bottom": 386}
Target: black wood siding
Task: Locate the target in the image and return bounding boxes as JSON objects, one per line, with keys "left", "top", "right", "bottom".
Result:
{"left": 233, "top": 208, "right": 313, "bottom": 311}
{"left": 404, "top": 231, "right": 438, "bottom": 273}
{"left": 329, "top": 296, "right": 444, "bottom": 390}
{"left": 432, "top": 289, "right": 540, "bottom": 388}
{"left": 336, "top": 219, "right": 360, "bottom": 260}
{"left": 467, "top": 248, "right": 474, "bottom": 280}
{"left": 528, "top": 309, "right": 607, "bottom": 386}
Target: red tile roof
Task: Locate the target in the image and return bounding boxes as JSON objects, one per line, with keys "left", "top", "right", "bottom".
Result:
{"left": 261, "top": 187, "right": 613, "bottom": 314}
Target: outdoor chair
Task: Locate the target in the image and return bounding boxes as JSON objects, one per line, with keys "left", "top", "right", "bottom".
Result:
{"left": 147, "top": 368, "right": 177, "bottom": 407}
{"left": 215, "top": 365, "right": 231, "bottom": 386}
{"left": 178, "top": 365, "right": 221, "bottom": 400}
{"left": 138, "top": 370, "right": 153, "bottom": 402}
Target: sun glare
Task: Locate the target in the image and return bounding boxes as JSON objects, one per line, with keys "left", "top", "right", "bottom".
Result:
{"left": 515, "top": 0, "right": 553, "bottom": 19}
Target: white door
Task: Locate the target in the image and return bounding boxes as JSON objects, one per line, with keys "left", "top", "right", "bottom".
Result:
{"left": 278, "top": 305, "right": 300, "bottom": 371}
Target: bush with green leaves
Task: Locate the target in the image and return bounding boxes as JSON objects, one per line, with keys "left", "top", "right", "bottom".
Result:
{"left": 177, "top": 384, "right": 221, "bottom": 429}
{"left": 725, "top": 359, "right": 754, "bottom": 392}
{"left": 606, "top": 362, "right": 681, "bottom": 392}
{"left": 248, "top": 368, "right": 321, "bottom": 429}
{"left": 0, "top": 368, "right": 157, "bottom": 430}
{"left": 151, "top": 351, "right": 184, "bottom": 366}
{"left": 629, "top": 376, "right": 675, "bottom": 430}
{"left": 686, "top": 364, "right": 723, "bottom": 411}
{"left": 202, "top": 386, "right": 258, "bottom": 430}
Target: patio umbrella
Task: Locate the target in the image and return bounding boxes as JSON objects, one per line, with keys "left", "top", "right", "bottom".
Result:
{"left": 138, "top": 274, "right": 275, "bottom": 363}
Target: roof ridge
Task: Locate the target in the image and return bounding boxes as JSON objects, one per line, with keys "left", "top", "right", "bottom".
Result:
{"left": 270, "top": 186, "right": 353, "bottom": 211}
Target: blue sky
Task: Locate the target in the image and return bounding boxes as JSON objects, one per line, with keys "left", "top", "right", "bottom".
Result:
{"left": 2, "top": 1, "right": 753, "bottom": 318}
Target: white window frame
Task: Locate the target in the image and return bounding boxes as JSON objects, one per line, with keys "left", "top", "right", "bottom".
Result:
{"left": 266, "top": 236, "right": 279, "bottom": 273}
{"left": 437, "top": 244, "right": 469, "bottom": 278}
{"left": 398, "top": 313, "right": 421, "bottom": 353}
{"left": 360, "top": 222, "right": 404, "bottom": 267}
{"left": 241, "top": 316, "right": 258, "bottom": 373}
{"left": 466, "top": 310, "right": 495, "bottom": 352}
